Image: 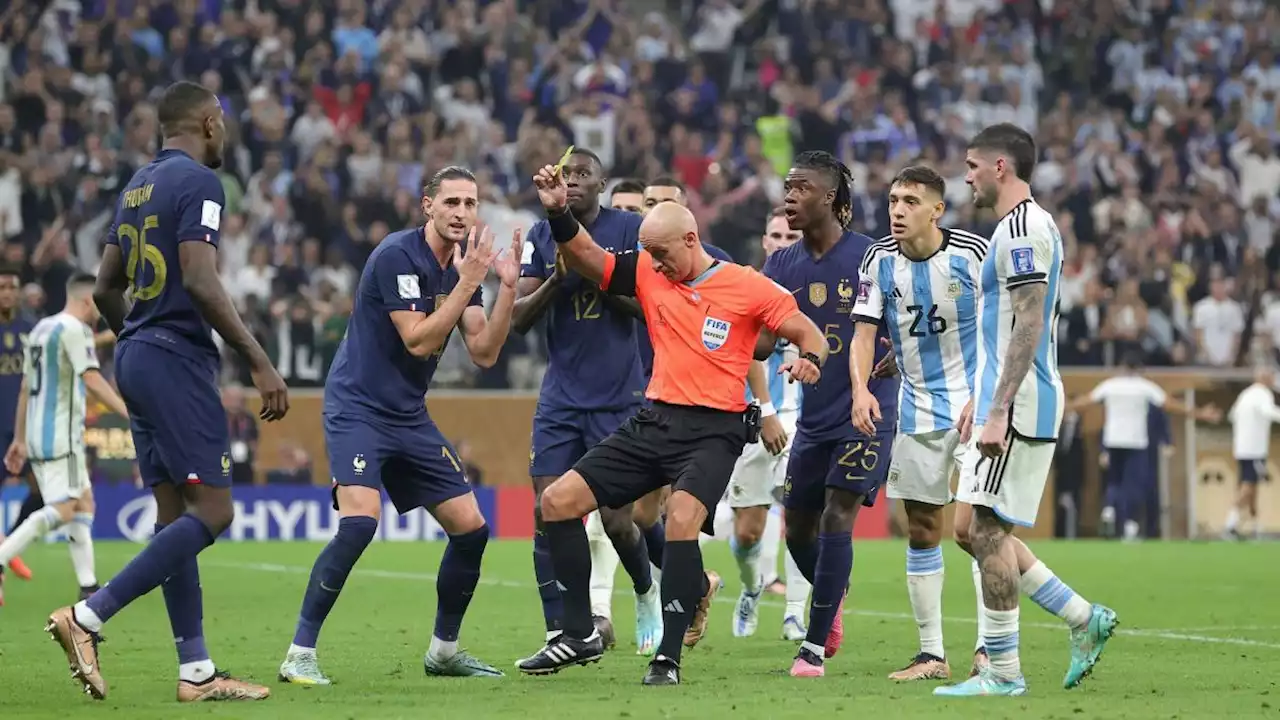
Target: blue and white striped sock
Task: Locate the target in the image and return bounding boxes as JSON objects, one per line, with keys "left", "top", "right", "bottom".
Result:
{"left": 1020, "top": 561, "right": 1092, "bottom": 630}
{"left": 906, "top": 546, "right": 945, "bottom": 658}
{"left": 982, "top": 607, "right": 1020, "bottom": 680}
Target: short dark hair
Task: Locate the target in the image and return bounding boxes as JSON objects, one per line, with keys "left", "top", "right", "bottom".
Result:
{"left": 793, "top": 150, "right": 854, "bottom": 228}
{"left": 968, "top": 123, "right": 1036, "bottom": 182}
{"left": 646, "top": 176, "right": 685, "bottom": 193}
{"left": 891, "top": 165, "right": 947, "bottom": 198}
{"left": 612, "top": 179, "right": 646, "bottom": 195}
{"left": 767, "top": 207, "right": 787, "bottom": 221}
{"left": 157, "top": 81, "right": 217, "bottom": 138}
{"left": 423, "top": 165, "right": 477, "bottom": 196}
{"left": 68, "top": 273, "right": 96, "bottom": 288}
{"left": 570, "top": 147, "right": 603, "bottom": 169}
{"left": 0, "top": 264, "right": 20, "bottom": 280}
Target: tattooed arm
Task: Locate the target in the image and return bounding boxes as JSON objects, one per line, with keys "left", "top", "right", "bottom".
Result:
{"left": 988, "top": 283, "right": 1047, "bottom": 417}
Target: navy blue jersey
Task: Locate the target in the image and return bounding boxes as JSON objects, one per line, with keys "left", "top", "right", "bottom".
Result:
{"left": 0, "top": 316, "right": 32, "bottom": 438}
{"left": 764, "top": 231, "right": 898, "bottom": 441}
{"left": 637, "top": 242, "right": 733, "bottom": 379}
{"left": 108, "top": 148, "right": 224, "bottom": 362}
{"left": 325, "top": 227, "right": 482, "bottom": 424}
{"left": 521, "top": 206, "right": 645, "bottom": 410}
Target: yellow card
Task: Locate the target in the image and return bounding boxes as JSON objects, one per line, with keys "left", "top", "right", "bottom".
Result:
{"left": 553, "top": 146, "right": 575, "bottom": 176}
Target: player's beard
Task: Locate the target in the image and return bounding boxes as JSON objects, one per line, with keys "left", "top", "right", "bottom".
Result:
{"left": 972, "top": 182, "right": 996, "bottom": 209}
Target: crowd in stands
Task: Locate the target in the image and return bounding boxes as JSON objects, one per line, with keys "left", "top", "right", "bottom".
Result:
{"left": 2, "top": 0, "right": 1280, "bottom": 390}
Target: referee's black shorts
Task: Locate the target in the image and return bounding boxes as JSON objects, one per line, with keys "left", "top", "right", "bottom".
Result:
{"left": 573, "top": 402, "right": 748, "bottom": 535}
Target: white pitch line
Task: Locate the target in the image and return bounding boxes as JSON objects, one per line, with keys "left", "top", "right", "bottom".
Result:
{"left": 206, "top": 560, "right": 1280, "bottom": 651}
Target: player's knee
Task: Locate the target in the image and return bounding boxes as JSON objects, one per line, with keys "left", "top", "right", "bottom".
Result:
{"left": 905, "top": 503, "right": 943, "bottom": 548}
{"left": 818, "top": 493, "right": 859, "bottom": 534}
{"left": 953, "top": 523, "right": 973, "bottom": 554}
{"left": 51, "top": 500, "right": 76, "bottom": 525}
{"left": 632, "top": 493, "right": 659, "bottom": 527}
{"left": 733, "top": 508, "right": 766, "bottom": 546}
{"left": 599, "top": 506, "right": 638, "bottom": 541}
{"left": 540, "top": 473, "right": 594, "bottom": 522}
{"left": 784, "top": 509, "right": 817, "bottom": 546}
{"left": 449, "top": 522, "right": 490, "bottom": 558}
{"left": 663, "top": 492, "right": 706, "bottom": 541}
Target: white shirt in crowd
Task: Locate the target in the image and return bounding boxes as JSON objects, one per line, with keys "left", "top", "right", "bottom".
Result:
{"left": 1192, "top": 296, "right": 1244, "bottom": 366}
{"left": 1090, "top": 374, "right": 1167, "bottom": 450}
{"left": 1229, "top": 382, "right": 1280, "bottom": 460}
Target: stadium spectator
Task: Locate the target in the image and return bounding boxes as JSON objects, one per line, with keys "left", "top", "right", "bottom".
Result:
{"left": 0, "top": 0, "right": 1278, "bottom": 390}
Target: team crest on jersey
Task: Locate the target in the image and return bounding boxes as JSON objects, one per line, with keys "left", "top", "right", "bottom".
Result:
{"left": 946, "top": 280, "right": 963, "bottom": 300}
{"left": 701, "top": 316, "right": 731, "bottom": 351}
{"left": 808, "top": 282, "right": 827, "bottom": 307}
{"left": 1011, "top": 247, "right": 1035, "bottom": 275}
{"left": 836, "top": 279, "right": 854, "bottom": 302}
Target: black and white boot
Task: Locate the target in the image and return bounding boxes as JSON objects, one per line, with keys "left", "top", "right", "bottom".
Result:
{"left": 516, "top": 631, "right": 604, "bottom": 675}
{"left": 642, "top": 655, "right": 681, "bottom": 686}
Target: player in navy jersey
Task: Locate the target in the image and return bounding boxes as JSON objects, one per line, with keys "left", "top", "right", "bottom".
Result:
{"left": 279, "top": 166, "right": 519, "bottom": 685}
{"left": 0, "top": 266, "right": 34, "bottom": 590}
{"left": 46, "top": 81, "right": 289, "bottom": 702}
{"left": 760, "top": 151, "right": 900, "bottom": 678}
{"left": 511, "top": 149, "right": 665, "bottom": 657}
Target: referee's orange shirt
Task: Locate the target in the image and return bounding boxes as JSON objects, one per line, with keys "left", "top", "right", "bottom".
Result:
{"left": 601, "top": 251, "right": 801, "bottom": 412}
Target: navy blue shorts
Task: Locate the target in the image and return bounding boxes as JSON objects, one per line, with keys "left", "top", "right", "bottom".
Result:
{"left": 326, "top": 413, "right": 471, "bottom": 514}
{"left": 783, "top": 430, "right": 894, "bottom": 512}
{"left": 116, "top": 340, "right": 229, "bottom": 488}
{"left": 530, "top": 402, "right": 639, "bottom": 478}
{"left": 1239, "top": 459, "right": 1268, "bottom": 484}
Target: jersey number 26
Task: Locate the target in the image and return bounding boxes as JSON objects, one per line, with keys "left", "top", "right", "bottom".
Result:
{"left": 907, "top": 304, "right": 947, "bottom": 338}
{"left": 118, "top": 215, "right": 168, "bottom": 301}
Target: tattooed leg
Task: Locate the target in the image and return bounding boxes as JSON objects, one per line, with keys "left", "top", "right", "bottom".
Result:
{"left": 969, "top": 507, "right": 1022, "bottom": 680}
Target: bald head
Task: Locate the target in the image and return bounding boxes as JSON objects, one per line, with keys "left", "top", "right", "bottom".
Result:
{"left": 1255, "top": 365, "right": 1275, "bottom": 388}
{"left": 638, "top": 202, "right": 705, "bottom": 282}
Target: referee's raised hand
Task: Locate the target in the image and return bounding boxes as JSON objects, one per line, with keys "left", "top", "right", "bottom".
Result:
{"left": 533, "top": 165, "right": 568, "bottom": 211}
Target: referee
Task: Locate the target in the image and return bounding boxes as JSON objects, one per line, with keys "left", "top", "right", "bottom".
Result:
{"left": 516, "top": 163, "right": 828, "bottom": 686}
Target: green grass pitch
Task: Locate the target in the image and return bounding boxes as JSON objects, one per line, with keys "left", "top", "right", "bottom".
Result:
{"left": 0, "top": 539, "right": 1277, "bottom": 719}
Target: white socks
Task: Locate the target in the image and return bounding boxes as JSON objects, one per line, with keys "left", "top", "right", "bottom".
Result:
{"left": 972, "top": 558, "right": 987, "bottom": 652}
{"left": 982, "top": 606, "right": 1020, "bottom": 680}
{"left": 67, "top": 512, "right": 97, "bottom": 587}
{"left": 179, "top": 660, "right": 216, "bottom": 683}
{"left": 783, "top": 547, "right": 810, "bottom": 619}
{"left": 586, "top": 512, "right": 618, "bottom": 619}
{"left": 1019, "top": 560, "right": 1093, "bottom": 630}
{"left": 0, "top": 505, "right": 61, "bottom": 564}
{"left": 906, "top": 546, "right": 945, "bottom": 658}
{"left": 759, "top": 506, "right": 783, "bottom": 585}
{"left": 73, "top": 601, "right": 104, "bottom": 632}
{"left": 731, "top": 536, "right": 763, "bottom": 593}
{"left": 427, "top": 635, "right": 457, "bottom": 663}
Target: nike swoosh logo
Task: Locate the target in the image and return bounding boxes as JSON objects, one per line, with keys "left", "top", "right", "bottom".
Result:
{"left": 545, "top": 263, "right": 557, "bottom": 270}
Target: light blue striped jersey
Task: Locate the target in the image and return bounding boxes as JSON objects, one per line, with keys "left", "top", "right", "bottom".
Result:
{"left": 973, "top": 198, "right": 1065, "bottom": 440}
{"left": 23, "top": 313, "right": 99, "bottom": 460}
{"left": 852, "top": 228, "right": 988, "bottom": 434}
{"left": 744, "top": 339, "right": 801, "bottom": 417}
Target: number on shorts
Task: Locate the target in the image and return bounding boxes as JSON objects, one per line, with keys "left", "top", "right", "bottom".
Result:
{"left": 442, "top": 445, "right": 462, "bottom": 472}
{"left": 837, "top": 439, "right": 882, "bottom": 481}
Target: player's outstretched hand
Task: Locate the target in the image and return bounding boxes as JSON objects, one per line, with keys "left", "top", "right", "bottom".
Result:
{"left": 871, "top": 337, "right": 898, "bottom": 379}
{"left": 251, "top": 362, "right": 290, "bottom": 422}
{"left": 1197, "top": 403, "right": 1223, "bottom": 423}
{"left": 532, "top": 164, "right": 569, "bottom": 211}
{"left": 4, "top": 439, "right": 25, "bottom": 475}
{"left": 779, "top": 357, "right": 820, "bottom": 385}
{"left": 851, "top": 389, "right": 880, "bottom": 437}
{"left": 455, "top": 224, "right": 497, "bottom": 286}
{"left": 494, "top": 227, "right": 521, "bottom": 289}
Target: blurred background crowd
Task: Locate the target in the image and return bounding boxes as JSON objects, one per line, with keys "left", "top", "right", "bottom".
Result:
{"left": 2, "top": 0, "right": 1280, "bottom": 397}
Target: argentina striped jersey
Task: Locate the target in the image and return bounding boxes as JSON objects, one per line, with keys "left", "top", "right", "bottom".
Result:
{"left": 24, "top": 312, "right": 99, "bottom": 460}
{"left": 973, "top": 198, "right": 1065, "bottom": 440}
{"left": 852, "top": 228, "right": 988, "bottom": 434}
{"left": 745, "top": 339, "right": 801, "bottom": 417}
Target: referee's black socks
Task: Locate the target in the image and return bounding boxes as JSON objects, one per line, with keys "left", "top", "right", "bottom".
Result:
{"left": 544, "top": 519, "right": 595, "bottom": 639}
{"left": 655, "top": 539, "right": 705, "bottom": 663}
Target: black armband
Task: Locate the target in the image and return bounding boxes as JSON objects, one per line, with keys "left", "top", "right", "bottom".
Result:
{"left": 800, "top": 351, "right": 823, "bottom": 367}
{"left": 546, "top": 208, "right": 581, "bottom": 244}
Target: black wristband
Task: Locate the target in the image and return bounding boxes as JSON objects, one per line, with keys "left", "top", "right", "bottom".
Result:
{"left": 546, "top": 208, "right": 580, "bottom": 244}
{"left": 800, "top": 351, "right": 823, "bottom": 367}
